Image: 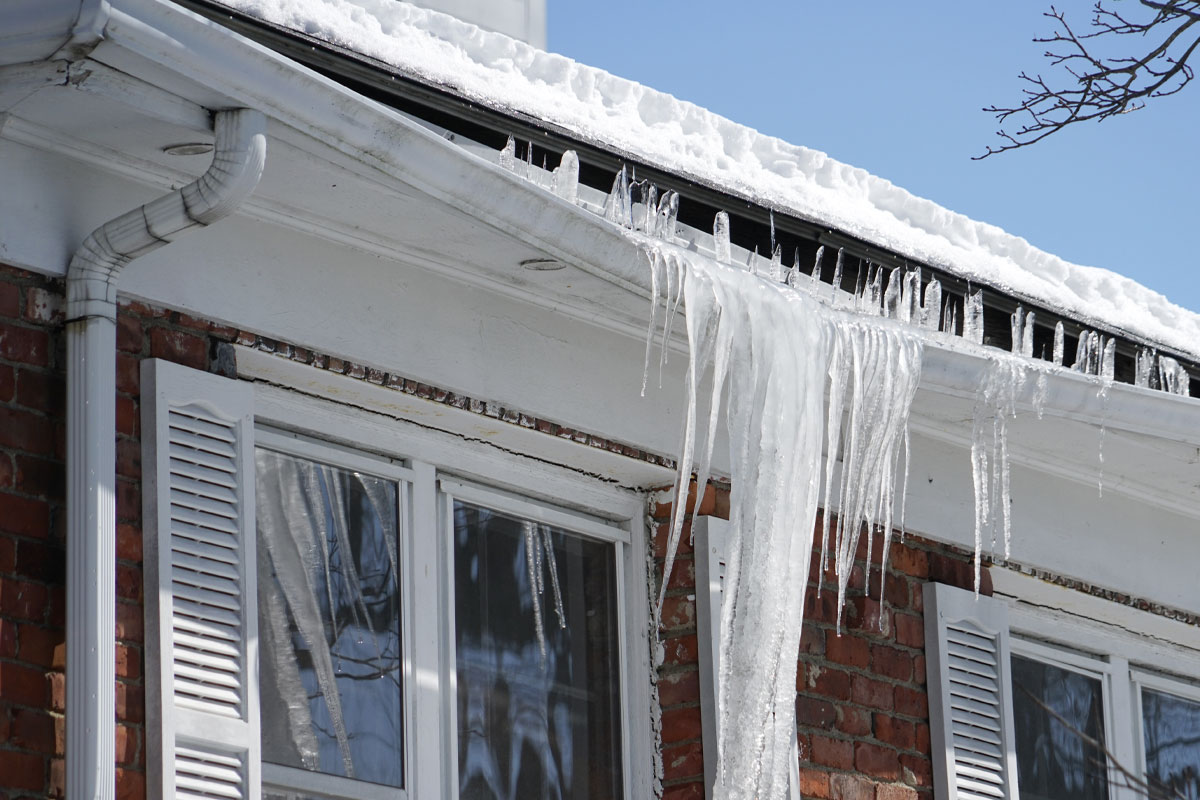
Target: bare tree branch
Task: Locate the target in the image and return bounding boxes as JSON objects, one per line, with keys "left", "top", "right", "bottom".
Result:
{"left": 978, "top": 0, "right": 1200, "bottom": 158}
{"left": 1015, "top": 682, "right": 1188, "bottom": 800}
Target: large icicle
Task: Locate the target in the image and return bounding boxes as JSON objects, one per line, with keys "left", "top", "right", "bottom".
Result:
{"left": 645, "top": 241, "right": 923, "bottom": 800}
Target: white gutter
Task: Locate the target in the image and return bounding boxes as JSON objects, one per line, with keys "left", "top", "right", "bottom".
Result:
{"left": 65, "top": 107, "right": 265, "bottom": 800}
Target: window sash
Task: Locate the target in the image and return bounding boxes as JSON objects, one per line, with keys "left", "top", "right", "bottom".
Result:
{"left": 252, "top": 430, "right": 638, "bottom": 799}
{"left": 255, "top": 438, "right": 411, "bottom": 794}
{"left": 1132, "top": 669, "right": 1200, "bottom": 800}
{"left": 440, "top": 481, "right": 634, "bottom": 800}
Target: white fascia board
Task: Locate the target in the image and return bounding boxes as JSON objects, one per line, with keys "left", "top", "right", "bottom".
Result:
{"left": 237, "top": 345, "right": 675, "bottom": 492}
{"left": 91, "top": 0, "right": 652, "bottom": 300}
{"left": 919, "top": 342, "right": 1200, "bottom": 447}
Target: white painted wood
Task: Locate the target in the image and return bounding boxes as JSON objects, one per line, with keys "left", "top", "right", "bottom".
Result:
{"left": 248, "top": 373, "right": 650, "bottom": 516}
{"left": 438, "top": 474, "right": 651, "bottom": 800}
{"left": 142, "top": 359, "right": 260, "bottom": 800}
{"left": 409, "top": 461, "right": 448, "bottom": 800}
{"left": 439, "top": 477, "right": 629, "bottom": 543}
{"left": 924, "top": 583, "right": 1019, "bottom": 800}
{"left": 1105, "top": 656, "right": 1139, "bottom": 800}
{"left": 693, "top": 517, "right": 725, "bottom": 800}
{"left": 994, "top": 569, "right": 1200, "bottom": 666}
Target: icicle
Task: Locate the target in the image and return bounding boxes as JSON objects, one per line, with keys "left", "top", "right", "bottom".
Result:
{"left": 830, "top": 248, "right": 844, "bottom": 301}
{"left": 1135, "top": 348, "right": 1155, "bottom": 388}
{"left": 1159, "top": 355, "right": 1191, "bottom": 396}
{"left": 811, "top": 245, "right": 825, "bottom": 284}
{"left": 769, "top": 209, "right": 776, "bottom": 255}
{"left": 644, "top": 239, "right": 923, "bottom": 800}
{"left": 660, "top": 254, "right": 687, "bottom": 381}
{"left": 785, "top": 261, "right": 801, "bottom": 289}
{"left": 655, "top": 191, "right": 679, "bottom": 240}
{"left": 1053, "top": 322, "right": 1065, "bottom": 366}
{"left": 639, "top": 183, "right": 658, "bottom": 233}
{"left": 1073, "top": 331, "right": 1089, "bottom": 372}
{"left": 964, "top": 290, "right": 984, "bottom": 345}
{"left": 852, "top": 261, "right": 866, "bottom": 311}
{"left": 767, "top": 244, "right": 784, "bottom": 283}
{"left": 1101, "top": 339, "right": 1116, "bottom": 381}
{"left": 1010, "top": 307, "right": 1025, "bottom": 355}
{"left": 1020, "top": 311, "right": 1035, "bottom": 358}
{"left": 641, "top": 251, "right": 662, "bottom": 396}
{"left": 499, "top": 135, "right": 516, "bottom": 171}
{"left": 882, "top": 268, "right": 901, "bottom": 319}
{"left": 921, "top": 279, "right": 941, "bottom": 329}
{"left": 969, "top": 359, "right": 1026, "bottom": 579}
{"left": 1088, "top": 333, "right": 1102, "bottom": 376}
{"left": 902, "top": 268, "right": 921, "bottom": 324}
{"left": 867, "top": 266, "right": 883, "bottom": 315}
{"left": 523, "top": 522, "right": 547, "bottom": 662}
{"left": 604, "top": 167, "right": 630, "bottom": 226}
{"left": 713, "top": 211, "right": 731, "bottom": 265}
{"left": 541, "top": 527, "right": 567, "bottom": 629}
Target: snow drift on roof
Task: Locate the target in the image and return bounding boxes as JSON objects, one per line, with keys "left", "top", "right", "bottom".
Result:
{"left": 218, "top": 0, "right": 1200, "bottom": 359}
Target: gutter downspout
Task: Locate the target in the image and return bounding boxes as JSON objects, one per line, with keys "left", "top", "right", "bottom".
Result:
{"left": 66, "top": 108, "right": 266, "bottom": 800}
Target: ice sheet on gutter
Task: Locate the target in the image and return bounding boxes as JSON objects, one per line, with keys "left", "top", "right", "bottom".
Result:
{"left": 218, "top": 0, "right": 1200, "bottom": 358}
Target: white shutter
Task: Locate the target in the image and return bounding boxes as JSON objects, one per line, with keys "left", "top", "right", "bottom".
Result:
{"left": 923, "top": 582, "right": 1019, "bottom": 800}
{"left": 694, "top": 517, "right": 800, "bottom": 800}
{"left": 142, "top": 358, "right": 260, "bottom": 800}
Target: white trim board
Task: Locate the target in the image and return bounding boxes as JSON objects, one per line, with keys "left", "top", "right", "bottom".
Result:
{"left": 239, "top": 346, "right": 667, "bottom": 508}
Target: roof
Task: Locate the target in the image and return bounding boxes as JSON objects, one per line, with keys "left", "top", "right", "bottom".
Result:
{"left": 213, "top": 0, "right": 1200, "bottom": 363}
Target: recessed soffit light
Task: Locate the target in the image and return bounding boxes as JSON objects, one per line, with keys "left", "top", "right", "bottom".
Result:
{"left": 163, "top": 142, "right": 214, "bottom": 156}
{"left": 521, "top": 258, "right": 567, "bottom": 271}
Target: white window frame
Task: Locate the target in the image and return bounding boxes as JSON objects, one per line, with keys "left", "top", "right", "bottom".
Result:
{"left": 249, "top": 374, "right": 654, "bottom": 800}
{"left": 1008, "top": 636, "right": 1124, "bottom": 800}
{"left": 254, "top": 427, "right": 415, "bottom": 800}
{"left": 997, "top": 571, "right": 1200, "bottom": 800}
{"left": 440, "top": 477, "right": 636, "bottom": 799}
{"left": 1131, "top": 669, "right": 1200, "bottom": 796}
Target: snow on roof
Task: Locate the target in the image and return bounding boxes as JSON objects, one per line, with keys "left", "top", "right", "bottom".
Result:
{"left": 219, "top": 0, "right": 1200, "bottom": 359}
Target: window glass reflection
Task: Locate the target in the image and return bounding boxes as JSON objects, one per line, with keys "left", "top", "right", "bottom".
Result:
{"left": 256, "top": 449, "right": 403, "bottom": 788}
{"left": 1142, "top": 688, "right": 1200, "bottom": 800}
{"left": 1011, "top": 654, "right": 1108, "bottom": 800}
{"left": 454, "top": 501, "right": 622, "bottom": 800}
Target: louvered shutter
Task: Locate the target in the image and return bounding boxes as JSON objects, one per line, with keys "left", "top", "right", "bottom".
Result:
{"left": 923, "top": 582, "right": 1019, "bottom": 800}
{"left": 694, "top": 518, "right": 800, "bottom": 800}
{"left": 142, "top": 359, "right": 260, "bottom": 800}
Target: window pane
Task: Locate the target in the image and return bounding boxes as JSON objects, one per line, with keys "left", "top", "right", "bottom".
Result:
{"left": 256, "top": 449, "right": 403, "bottom": 788}
{"left": 1142, "top": 687, "right": 1200, "bottom": 800}
{"left": 453, "top": 500, "right": 623, "bottom": 800}
{"left": 1011, "top": 655, "right": 1108, "bottom": 800}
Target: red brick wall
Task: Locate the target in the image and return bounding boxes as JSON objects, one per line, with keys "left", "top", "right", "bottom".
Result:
{"left": 651, "top": 482, "right": 992, "bottom": 800}
{"left": 0, "top": 263, "right": 243, "bottom": 799}
{"left": 0, "top": 266, "right": 67, "bottom": 797}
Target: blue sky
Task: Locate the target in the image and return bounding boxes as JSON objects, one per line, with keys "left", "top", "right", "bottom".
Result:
{"left": 549, "top": 2, "right": 1200, "bottom": 314}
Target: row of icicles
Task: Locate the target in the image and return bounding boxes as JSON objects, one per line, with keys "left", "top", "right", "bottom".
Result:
{"left": 497, "top": 140, "right": 1191, "bottom": 398}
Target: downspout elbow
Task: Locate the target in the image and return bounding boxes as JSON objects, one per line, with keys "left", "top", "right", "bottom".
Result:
{"left": 66, "top": 107, "right": 267, "bottom": 320}
{"left": 66, "top": 107, "right": 265, "bottom": 800}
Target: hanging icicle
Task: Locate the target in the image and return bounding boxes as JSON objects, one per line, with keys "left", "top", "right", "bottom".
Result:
{"left": 644, "top": 240, "right": 922, "bottom": 800}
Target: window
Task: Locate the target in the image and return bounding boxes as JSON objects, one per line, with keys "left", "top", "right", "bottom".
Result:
{"left": 255, "top": 445, "right": 407, "bottom": 799}
{"left": 141, "top": 359, "right": 652, "bottom": 800}
{"left": 1010, "top": 647, "right": 1109, "bottom": 800}
{"left": 926, "top": 580, "right": 1200, "bottom": 800}
{"left": 450, "top": 495, "right": 624, "bottom": 799}
{"left": 1135, "top": 673, "right": 1200, "bottom": 800}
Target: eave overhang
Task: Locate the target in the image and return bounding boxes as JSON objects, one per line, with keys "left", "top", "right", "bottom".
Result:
{"left": 3, "top": 0, "right": 1198, "bottom": 521}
